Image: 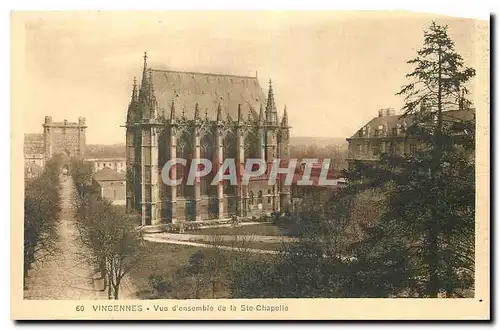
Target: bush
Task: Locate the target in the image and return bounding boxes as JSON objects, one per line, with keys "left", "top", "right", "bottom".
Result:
{"left": 260, "top": 215, "right": 271, "bottom": 222}
{"left": 148, "top": 274, "right": 169, "bottom": 294}
{"left": 184, "top": 222, "right": 203, "bottom": 231}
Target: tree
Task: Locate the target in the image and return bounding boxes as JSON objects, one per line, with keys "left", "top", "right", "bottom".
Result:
{"left": 230, "top": 192, "right": 356, "bottom": 298}
{"left": 71, "top": 160, "right": 142, "bottom": 300}
{"left": 70, "top": 158, "right": 93, "bottom": 199}
{"left": 348, "top": 22, "right": 476, "bottom": 297}
{"left": 74, "top": 194, "right": 142, "bottom": 299}
{"left": 24, "top": 156, "right": 62, "bottom": 287}
{"left": 185, "top": 250, "right": 207, "bottom": 299}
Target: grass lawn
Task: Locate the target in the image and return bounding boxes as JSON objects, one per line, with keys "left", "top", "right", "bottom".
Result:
{"left": 127, "top": 242, "right": 201, "bottom": 298}
{"left": 127, "top": 241, "right": 274, "bottom": 299}
{"left": 186, "top": 223, "right": 287, "bottom": 236}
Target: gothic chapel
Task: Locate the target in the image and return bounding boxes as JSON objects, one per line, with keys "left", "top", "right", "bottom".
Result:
{"left": 125, "top": 53, "right": 291, "bottom": 227}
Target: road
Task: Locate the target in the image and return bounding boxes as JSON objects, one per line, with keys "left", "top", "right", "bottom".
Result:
{"left": 143, "top": 234, "right": 281, "bottom": 255}
{"left": 23, "top": 175, "right": 105, "bottom": 300}
{"left": 145, "top": 232, "right": 296, "bottom": 243}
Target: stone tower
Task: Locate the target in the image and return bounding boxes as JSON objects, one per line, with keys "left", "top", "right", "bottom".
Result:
{"left": 279, "top": 106, "right": 291, "bottom": 211}
{"left": 42, "top": 116, "right": 86, "bottom": 159}
{"left": 125, "top": 53, "right": 162, "bottom": 225}
{"left": 264, "top": 80, "right": 280, "bottom": 211}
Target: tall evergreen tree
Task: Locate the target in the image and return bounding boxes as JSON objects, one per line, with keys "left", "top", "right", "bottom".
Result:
{"left": 349, "top": 22, "right": 476, "bottom": 297}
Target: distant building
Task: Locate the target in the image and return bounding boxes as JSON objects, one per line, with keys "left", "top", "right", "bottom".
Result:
{"left": 346, "top": 108, "right": 474, "bottom": 168}
{"left": 25, "top": 153, "right": 45, "bottom": 168}
{"left": 24, "top": 117, "right": 87, "bottom": 169}
{"left": 24, "top": 163, "right": 43, "bottom": 180}
{"left": 92, "top": 167, "right": 126, "bottom": 206}
{"left": 290, "top": 160, "right": 343, "bottom": 211}
{"left": 24, "top": 133, "right": 45, "bottom": 167}
{"left": 86, "top": 158, "right": 126, "bottom": 173}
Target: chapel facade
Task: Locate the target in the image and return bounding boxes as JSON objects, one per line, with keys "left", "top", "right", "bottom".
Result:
{"left": 125, "top": 54, "right": 291, "bottom": 226}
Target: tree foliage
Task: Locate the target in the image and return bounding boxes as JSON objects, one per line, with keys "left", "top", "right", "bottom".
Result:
{"left": 71, "top": 158, "right": 142, "bottom": 299}
{"left": 346, "top": 22, "right": 476, "bottom": 298}
{"left": 24, "top": 156, "right": 62, "bottom": 287}
{"left": 229, "top": 22, "right": 476, "bottom": 299}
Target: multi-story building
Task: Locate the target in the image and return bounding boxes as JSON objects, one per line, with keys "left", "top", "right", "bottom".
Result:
{"left": 125, "top": 53, "right": 291, "bottom": 227}
{"left": 346, "top": 107, "right": 474, "bottom": 168}
{"left": 24, "top": 133, "right": 46, "bottom": 168}
{"left": 86, "top": 158, "right": 126, "bottom": 173}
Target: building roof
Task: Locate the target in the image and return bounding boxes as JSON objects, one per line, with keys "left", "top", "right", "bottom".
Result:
{"left": 86, "top": 157, "right": 127, "bottom": 162}
{"left": 24, "top": 133, "right": 45, "bottom": 154}
{"left": 93, "top": 167, "right": 126, "bottom": 182}
{"left": 348, "top": 109, "right": 475, "bottom": 140}
{"left": 150, "top": 69, "right": 267, "bottom": 121}
{"left": 25, "top": 133, "right": 44, "bottom": 142}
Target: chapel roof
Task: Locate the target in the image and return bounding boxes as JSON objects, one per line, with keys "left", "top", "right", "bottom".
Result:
{"left": 149, "top": 69, "right": 267, "bottom": 121}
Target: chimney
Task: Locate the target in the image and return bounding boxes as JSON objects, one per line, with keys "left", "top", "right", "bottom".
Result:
{"left": 378, "top": 108, "right": 396, "bottom": 117}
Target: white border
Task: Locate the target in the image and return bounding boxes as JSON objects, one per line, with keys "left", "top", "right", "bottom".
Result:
{"left": 3, "top": 1, "right": 494, "bottom": 329}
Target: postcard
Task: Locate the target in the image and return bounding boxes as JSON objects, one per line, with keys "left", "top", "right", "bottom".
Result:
{"left": 11, "top": 10, "right": 490, "bottom": 320}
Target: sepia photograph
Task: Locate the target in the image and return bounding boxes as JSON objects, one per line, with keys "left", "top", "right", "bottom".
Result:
{"left": 11, "top": 10, "right": 490, "bottom": 320}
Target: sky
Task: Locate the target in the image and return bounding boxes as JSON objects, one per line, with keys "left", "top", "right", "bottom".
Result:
{"left": 18, "top": 11, "right": 487, "bottom": 144}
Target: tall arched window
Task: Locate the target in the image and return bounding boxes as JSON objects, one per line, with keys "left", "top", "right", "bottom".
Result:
{"left": 223, "top": 130, "right": 237, "bottom": 196}
{"left": 245, "top": 127, "right": 260, "bottom": 159}
{"left": 177, "top": 145, "right": 185, "bottom": 197}
{"left": 200, "top": 139, "right": 214, "bottom": 196}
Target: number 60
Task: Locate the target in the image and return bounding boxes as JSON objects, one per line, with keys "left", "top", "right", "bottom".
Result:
{"left": 76, "top": 305, "right": 85, "bottom": 312}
